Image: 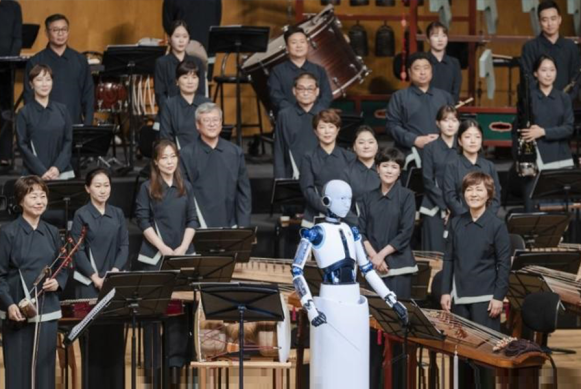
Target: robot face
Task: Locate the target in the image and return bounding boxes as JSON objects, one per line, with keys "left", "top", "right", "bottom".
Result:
{"left": 322, "top": 180, "right": 352, "bottom": 218}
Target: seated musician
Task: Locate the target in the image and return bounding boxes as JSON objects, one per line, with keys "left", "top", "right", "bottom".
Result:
{"left": 70, "top": 168, "right": 128, "bottom": 389}
{"left": 517, "top": 54, "right": 574, "bottom": 212}
{"left": 155, "top": 20, "right": 207, "bottom": 113}
{"left": 420, "top": 105, "right": 459, "bottom": 252}
{"left": 443, "top": 119, "right": 501, "bottom": 217}
{"left": 441, "top": 171, "right": 511, "bottom": 388}
{"left": 0, "top": 0, "right": 22, "bottom": 166}
{"left": 299, "top": 109, "right": 355, "bottom": 227}
{"left": 0, "top": 176, "right": 67, "bottom": 389}
{"left": 180, "top": 102, "right": 252, "bottom": 228}
{"left": 16, "top": 64, "right": 74, "bottom": 180}
{"left": 135, "top": 139, "right": 198, "bottom": 383}
{"left": 273, "top": 72, "right": 323, "bottom": 179}
{"left": 159, "top": 59, "right": 211, "bottom": 149}
{"left": 426, "top": 21, "right": 462, "bottom": 102}
{"left": 267, "top": 26, "right": 333, "bottom": 115}
{"left": 24, "top": 14, "right": 94, "bottom": 125}
{"left": 358, "top": 147, "right": 417, "bottom": 389}
{"left": 385, "top": 51, "right": 454, "bottom": 169}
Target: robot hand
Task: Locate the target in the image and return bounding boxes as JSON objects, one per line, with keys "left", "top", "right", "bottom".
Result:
{"left": 311, "top": 311, "right": 327, "bottom": 327}
{"left": 393, "top": 301, "right": 409, "bottom": 326}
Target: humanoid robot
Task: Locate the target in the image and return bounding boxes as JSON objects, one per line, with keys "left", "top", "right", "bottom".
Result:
{"left": 292, "top": 179, "right": 408, "bottom": 389}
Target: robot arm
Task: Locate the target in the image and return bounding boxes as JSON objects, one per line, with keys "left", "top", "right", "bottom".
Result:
{"left": 352, "top": 227, "right": 409, "bottom": 325}
{"left": 291, "top": 228, "right": 327, "bottom": 327}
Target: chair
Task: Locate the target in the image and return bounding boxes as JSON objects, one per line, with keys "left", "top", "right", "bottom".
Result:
{"left": 508, "top": 233, "right": 526, "bottom": 256}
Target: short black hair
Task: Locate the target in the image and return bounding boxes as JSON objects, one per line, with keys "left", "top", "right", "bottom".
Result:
{"left": 353, "top": 125, "right": 376, "bottom": 144}
{"left": 407, "top": 51, "right": 432, "bottom": 70}
{"left": 85, "top": 168, "right": 112, "bottom": 188}
{"left": 538, "top": 0, "right": 560, "bottom": 18}
{"left": 284, "top": 26, "right": 307, "bottom": 44}
{"left": 14, "top": 176, "right": 48, "bottom": 206}
{"left": 175, "top": 60, "right": 200, "bottom": 80}
{"left": 426, "top": 21, "right": 448, "bottom": 37}
{"left": 293, "top": 72, "right": 318, "bottom": 87}
{"left": 45, "top": 14, "right": 69, "bottom": 30}
{"left": 436, "top": 104, "right": 458, "bottom": 121}
{"left": 169, "top": 20, "right": 189, "bottom": 37}
{"left": 532, "top": 54, "right": 558, "bottom": 73}
{"left": 375, "top": 147, "right": 405, "bottom": 169}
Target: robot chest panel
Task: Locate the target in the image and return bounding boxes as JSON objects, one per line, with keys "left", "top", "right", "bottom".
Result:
{"left": 312, "top": 223, "right": 356, "bottom": 268}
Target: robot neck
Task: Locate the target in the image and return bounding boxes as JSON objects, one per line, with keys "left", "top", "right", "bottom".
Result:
{"left": 325, "top": 211, "right": 341, "bottom": 224}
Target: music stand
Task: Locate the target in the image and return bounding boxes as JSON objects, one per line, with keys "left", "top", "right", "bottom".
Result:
{"left": 511, "top": 250, "right": 581, "bottom": 273}
{"left": 160, "top": 254, "right": 236, "bottom": 290}
{"left": 199, "top": 282, "right": 285, "bottom": 389}
{"left": 270, "top": 179, "right": 304, "bottom": 216}
{"left": 97, "top": 271, "right": 179, "bottom": 389}
{"left": 531, "top": 169, "right": 581, "bottom": 211}
{"left": 22, "top": 24, "right": 40, "bottom": 49}
{"left": 193, "top": 227, "right": 256, "bottom": 263}
{"left": 102, "top": 45, "right": 166, "bottom": 168}
{"left": 507, "top": 271, "right": 555, "bottom": 311}
{"left": 45, "top": 181, "right": 88, "bottom": 230}
{"left": 72, "top": 124, "right": 114, "bottom": 176}
{"left": 336, "top": 113, "right": 365, "bottom": 148}
{"left": 506, "top": 212, "right": 570, "bottom": 247}
{"left": 208, "top": 26, "right": 269, "bottom": 146}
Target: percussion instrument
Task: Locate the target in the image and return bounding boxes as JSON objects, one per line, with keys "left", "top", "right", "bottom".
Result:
{"left": 242, "top": 5, "right": 370, "bottom": 114}
{"left": 95, "top": 77, "right": 128, "bottom": 113}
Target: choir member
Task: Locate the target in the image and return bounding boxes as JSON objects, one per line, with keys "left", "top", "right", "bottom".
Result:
{"left": 180, "top": 102, "right": 252, "bottom": 228}
{"left": 521, "top": 0, "right": 581, "bottom": 97}
{"left": 16, "top": 64, "right": 74, "bottom": 180}
{"left": 24, "top": 14, "right": 94, "bottom": 125}
{"left": 135, "top": 139, "right": 198, "bottom": 382}
{"left": 159, "top": 59, "right": 211, "bottom": 149}
{"left": 0, "top": 0, "right": 22, "bottom": 165}
{"left": 341, "top": 125, "right": 380, "bottom": 219}
{"left": 518, "top": 54, "right": 574, "bottom": 211}
{"left": 385, "top": 51, "right": 454, "bottom": 168}
{"left": 426, "top": 21, "right": 462, "bottom": 102}
{"left": 71, "top": 168, "right": 128, "bottom": 389}
{"left": 268, "top": 26, "right": 333, "bottom": 115}
{"left": 299, "top": 109, "right": 355, "bottom": 226}
{"left": 273, "top": 72, "right": 323, "bottom": 179}
{"left": 359, "top": 147, "right": 417, "bottom": 389}
{"left": 0, "top": 176, "right": 67, "bottom": 389}
{"left": 443, "top": 119, "right": 501, "bottom": 217}
{"left": 420, "top": 105, "right": 459, "bottom": 252}
{"left": 155, "top": 20, "right": 206, "bottom": 113}
{"left": 440, "top": 171, "right": 511, "bottom": 388}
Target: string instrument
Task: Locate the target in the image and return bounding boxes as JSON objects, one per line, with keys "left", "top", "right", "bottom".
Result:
{"left": 519, "top": 266, "right": 581, "bottom": 315}
{"left": 18, "top": 227, "right": 87, "bottom": 319}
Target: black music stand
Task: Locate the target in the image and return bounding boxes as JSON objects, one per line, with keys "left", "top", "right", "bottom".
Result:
{"left": 200, "top": 283, "right": 284, "bottom": 389}
{"left": 270, "top": 179, "right": 304, "bottom": 216}
{"left": 71, "top": 124, "right": 114, "bottom": 176}
{"left": 97, "top": 271, "right": 179, "bottom": 389}
{"left": 336, "top": 113, "right": 365, "bottom": 148}
{"left": 531, "top": 169, "right": 581, "bottom": 211}
{"left": 208, "top": 26, "right": 269, "bottom": 146}
{"left": 102, "top": 45, "right": 166, "bottom": 168}
{"left": 193, "top": 227, "right": 256, "bottom": 262}
{"left": 45, "top": 181, "right": 88, "bottom": 230}
{"left": 511, "top": 250, "right": 581, "bottom": 273}
{"left": 160, "top": 254, "right": 236, "bottom": 290}
{"left": 506, "top": 212, "right": 570, "bottom": 248}
{"left": 507, "top": 271, "right": 555, "bottom": 311}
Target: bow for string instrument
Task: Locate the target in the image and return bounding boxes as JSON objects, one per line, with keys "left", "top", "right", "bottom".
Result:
{"left": 17, "top": 226, "right": 87, "bottom": 319}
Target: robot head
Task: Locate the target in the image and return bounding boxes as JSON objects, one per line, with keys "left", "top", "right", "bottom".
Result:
{"left": 321, "top": 180, "right": 352, "bottom": 219}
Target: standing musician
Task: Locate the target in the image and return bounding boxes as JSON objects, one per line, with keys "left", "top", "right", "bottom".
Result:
{"left": 443, "top": 119, "right": 501, "bottom": 217}
{"left": 16, "top": 64, "right": 74, "bottom": 180}
{"left": 521, "top": 0, "right": 581, "bottom": 97}
{"left": 70, "top": 168, "right": 128, "bottom": 389}
{"left": 341, "top": 126, "right": 379, "bottom": 222}
{"left": 24, "top": 14, "right": 94, "bottom": 125}
{"left": 385, "top": 52, "right": 454, "bottom": 169}
{"left": 0, "top": 176, "right": 67, "bottom": 389}
{"left": 426, "top": 21, "right": 462, "bottom": 102}
{"left": 440, "top": 171, "right": 511, "bottom": 388}
{"left": 180, "top": 103, "right": 252, "bottom": 228}
{"left": 358, "top": 147, "right": 417, "bottom": 389}
{"left": 155, "top": 20, "right": 207, "bottom": 113}
{"left": 159, "top": 59, "right": 211, "bottom": 149}
{"left": 299, "top": 109, "right": 355, "bottom": 227}
{"left": 135, "top": 139, "right": 198, "bottom": 383}
{"left": 267, "top": 26, "right": 333, "bottom": 115}
{"left": 274, "top": 72, "right": 323, "bottom": 179}
{"left": 518, "top": 54, "right": 574, "bottom": 212}
{"left": 420, "top": 105, "right": 459, "bottom": 252}
{"left": 0, "top": 0, "right": 22, "bottom": 166}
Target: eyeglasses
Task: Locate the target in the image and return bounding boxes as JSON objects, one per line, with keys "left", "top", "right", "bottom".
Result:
{"left": 201, "top": 117, "right": 221, "bottom": 124}
{"left": 49, "top": 27, "right": 69, "bottom": 34}
{"left": 295, "top": 86, "right": 317, "bottom": 93}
